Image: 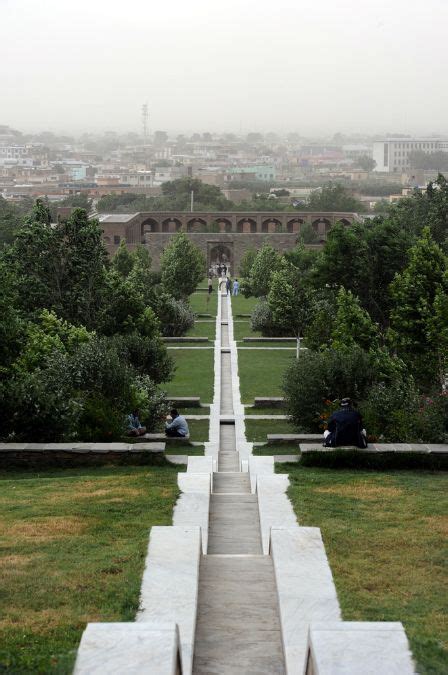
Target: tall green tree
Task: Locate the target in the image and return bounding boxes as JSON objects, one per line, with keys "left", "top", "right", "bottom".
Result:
{"left": 331, "top": 288, "right": 379, "bottom": 351}
{"left": 5, "top": 205, "right": 108, "bottom": 328}
{"left": 308, "top": 183, "right": 363, "bottom": 212}
{"left": 388, "top": 227, "right": 448, "bottom": 385}
{"left": 313, "top": 221, "right": 370, "bottom": 297}
{"left": 160, "top": 231, "right": 205, "bottom": 299}
{"left": 245, "top": 244, "right": 282, "bottom": 297}
{"left": 267, "top": 260, "right": 314, "bottom": 337}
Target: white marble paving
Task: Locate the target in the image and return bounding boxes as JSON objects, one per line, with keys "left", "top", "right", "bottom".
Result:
{"left": 270, "top": 527, "right": 341, "bottom": 675}
{"left": 248, "top": 455, "right": 274, "bottom": 493}
{"left": 73, "top": 622, "right": 181, "bottom": 675}
{"left": 307, "top": 622, "right": 415, "bottom": 674}
{"left": 177, "top": 472, "right": 210, "bottom": 494}
{"left": 187, "top": 455, "right": 214, "bottom": 475}
{"left": 256, "top": 474, "right": 299, "bottom": 554}
{"left": 173, "top": 493, "right": 210, "bottom": 554}
{"left": 137, "top": 526, "right": 202, "bottom": 674}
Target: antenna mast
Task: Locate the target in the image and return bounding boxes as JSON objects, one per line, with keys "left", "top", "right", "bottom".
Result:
{"left": 142, "top": 103, "right": 149, "bottom": 140}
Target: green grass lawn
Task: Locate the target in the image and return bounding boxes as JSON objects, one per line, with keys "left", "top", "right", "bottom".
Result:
{"left": 189, "top": 292, "right": 217, "bottom": 317}
{"left": 238, "top": 349, "right": 295, "bottom": 403}
{"left": 245, "top": 418, "right": 297, "bottom": 442}
{"left": 0, "top": 465, "right": 179, "bottom": 673}
{"left": 162, "top": 349, "right": 214, "bottom": 403}
{"left": 230, "top": 294, "right": 258, "bottom": 315}
{"left": 233, "top": 321, "right": 262, "bottom": 340}
{"left": 253, "top": 443, "right": 300, "bottom": 455}
{"left": 244, "top": 407, "right": 286, "bottom": 415}
{"left": 165, "top": 445, "right": 205, "bottom": 456}
{"left": 277, "top": 465, "right": 448, "bottom": 674}
{"left": 186, "top": 321, "right": 216, "bottom": 339}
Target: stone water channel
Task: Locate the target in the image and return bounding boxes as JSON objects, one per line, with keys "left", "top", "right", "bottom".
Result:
{"left": 192, "top": 291, "right": 285, "bottom": 674}
{"left": 74, "top": 286, "right": 416, "bottom": 675}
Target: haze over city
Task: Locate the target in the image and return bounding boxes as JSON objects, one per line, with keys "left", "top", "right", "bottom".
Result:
{"left": 2, "top": 0, "right": 448, "bottom": 135}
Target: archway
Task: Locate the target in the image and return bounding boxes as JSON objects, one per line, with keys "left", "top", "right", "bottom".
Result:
{"left": 237, "top": 218, "right": 257, "bottom": 233}
{"left": 208, "top": 243, "right": 233, "bottom": 275}
{"left": 338, "top": 218, "right": 351, "bottom": 227}
{"left": 162, "top": 217, "right": 182, "bottom": 232}
{"left": 261, "top": 218, "right": 282, "bottom": 233}
{"left": 216, "top": 218, "right": 232, "bottom": 233}
{"left": 141, "top": 217, "right": 160, "bottom": 234}
{"left": 312, "top": 218, "right": 331, "bottom": 233}
{"left": 187, "top": 218, "right": 207, "bottom": 232}
{"left": 286, "top": 218, "right": 304, "bottom": 233}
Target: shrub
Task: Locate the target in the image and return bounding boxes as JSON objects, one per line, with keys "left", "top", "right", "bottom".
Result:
{"left": 251, "top": 300, "right": 276, "bottom": 335}
{"left": 360, "top": 379, "right": 420, "bottom": 442}
{"left": 154, "top": 293, "right": 195, "bottom": 336}
{"left": 0, "top": 351, "right": 81, "bottom": 442}
{"left": 283, "top": 347, "right": 373, "bottom": 431}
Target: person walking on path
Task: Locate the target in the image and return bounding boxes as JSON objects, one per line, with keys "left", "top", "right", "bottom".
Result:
{"left": 226, "top": 277, "right": 231, "bottom": 296}
{"left": 208, "top": 276, "right": 213, "bottom": 295}
{"left": 232, "top": 278, "right": 239, "bottom": 296}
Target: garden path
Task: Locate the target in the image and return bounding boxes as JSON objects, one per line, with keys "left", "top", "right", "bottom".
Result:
{"left": 192, "top": 290, "right": 285, "bottom": 674}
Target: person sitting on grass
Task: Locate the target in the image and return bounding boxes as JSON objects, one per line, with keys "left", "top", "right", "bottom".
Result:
{"left": 127, "top": 409, "right": 146, "bottom": 437}
{"left": 165, "top": 409, "right": 190, "bottom": 438}
{"left": 323, "top": 397, "right": 367, "bottom": 448}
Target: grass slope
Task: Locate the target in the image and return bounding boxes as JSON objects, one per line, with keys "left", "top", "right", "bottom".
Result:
{"left": 162, "top": 349, "right": 214, "bottom": 403}
{"left": 238, "top": 349, "right": 295, "bottom": 402}
{"left": 278, "top": 464, "right": 448, "bottom": 674}
{"left": 0, "top": 466, "right": 179, "bottom": 673}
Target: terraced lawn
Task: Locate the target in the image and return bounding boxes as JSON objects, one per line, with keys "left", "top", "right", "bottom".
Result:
{"left": 244, "top": 418, "right": 297, "bottom": 442}
{"left": 0, "top": 465, "right": 179, "bottom": 673}
{"left": 162, "top": 348, "right": 214, "bottom": 403}
{"left": 278, "top": 465, "right": 448, "bottom": 675}
{"left": 237, "top": 349, "right": 295, "bottom": 403}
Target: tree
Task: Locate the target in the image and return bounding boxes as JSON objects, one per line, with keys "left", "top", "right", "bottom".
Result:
{"left": 245, "top": 244, "right": 283, "bottom": 297}
{"left": 331, "top": 288, "right": 379, "bottom": 352}
{"left": 388, "top": 227, "right": 448, "bottom": 386}
{"left": 239, "top": 248, "right": 257, "bottom": 279}
{"left": 388, "top": 173, "right": 448, "bottom": 246}
{"left": 112, "top": 240, "right": 134, "bottom": 277}
{"left": 307, "top": 183, "right": 363, "bottom": 212}
{"left": 357, "top": 156, "right": 376, "bottom": 172}
{"left": 6, "top": 205, "right": 108, "bottom": 329}
{"left": 267, "top": 261, "right": 314, "bottom": 337}
{"left": 313, "top": 221, "right": 370, "bottom": 298}
{"left": 160, "top": 232, "right": 205, "bottom": 299}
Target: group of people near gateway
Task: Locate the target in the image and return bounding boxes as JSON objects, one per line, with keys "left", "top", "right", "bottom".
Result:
{"left": 128, "top": 400, "right": 367, "bottom": 448}
{"left": 208, "top": 276, "right": 239, "bottom": 296}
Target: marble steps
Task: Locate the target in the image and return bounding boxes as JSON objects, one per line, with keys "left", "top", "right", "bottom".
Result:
{"left": 217, "top": 451, "right": 240, "bottom": 472}
{"left": 193, "top": 555, "right": 285, "bottom": 674}
{"left": 208, "top": 494, "right": 263, "bottom": 554}
{"left": 212, "top": 472, "right": 250, "bottom": 493}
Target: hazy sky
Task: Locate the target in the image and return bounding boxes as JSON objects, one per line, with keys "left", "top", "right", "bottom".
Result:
{"left": 2, "top": 0, "right": 448, "bottom": 136}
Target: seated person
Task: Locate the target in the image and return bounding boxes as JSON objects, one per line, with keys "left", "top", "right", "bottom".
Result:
{"left": 165, "top": 409, "right": 190, "bottom": 438}
{"left": 323, "top": 398, "right": 367, "bottom": 448}
{"left": 127, "top": 409, "right": 146, "bottom": 437}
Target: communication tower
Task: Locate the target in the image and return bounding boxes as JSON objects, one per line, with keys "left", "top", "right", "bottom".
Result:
{"left": 142, "top": 103, "right": 149, "bottom": 139}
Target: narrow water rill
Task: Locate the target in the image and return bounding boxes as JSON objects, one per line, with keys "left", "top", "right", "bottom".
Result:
{"left": 74, "top": 283, "right": 416, "bottom": 675}
{"left": 192, "top": 289, "right": 285, "bottom": 674}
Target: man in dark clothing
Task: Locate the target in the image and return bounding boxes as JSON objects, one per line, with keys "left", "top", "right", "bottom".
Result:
{"left": 323, "top": 398, "right": 367, "bottom": 448}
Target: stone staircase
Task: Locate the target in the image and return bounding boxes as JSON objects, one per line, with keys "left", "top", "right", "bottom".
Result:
{"left": 193, "top": 556, "right": 285, "bottom": 674}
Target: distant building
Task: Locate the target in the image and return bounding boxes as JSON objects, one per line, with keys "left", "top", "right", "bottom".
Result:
{"left": 373, "top": 138, "right": 447, "bottom": 173}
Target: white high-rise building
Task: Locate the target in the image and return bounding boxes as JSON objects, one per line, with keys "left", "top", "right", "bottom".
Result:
{"left": 373, "top": 138, "right": 445, "bottom": 173}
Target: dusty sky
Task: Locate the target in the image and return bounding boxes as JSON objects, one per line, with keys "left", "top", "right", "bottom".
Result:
{"left": 1, "top": 0, "right": 448, "bottom": 136}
